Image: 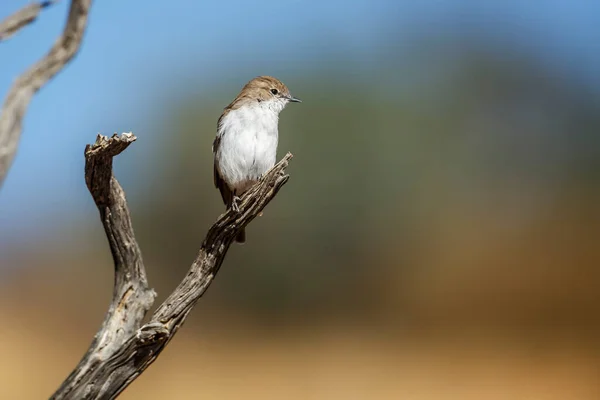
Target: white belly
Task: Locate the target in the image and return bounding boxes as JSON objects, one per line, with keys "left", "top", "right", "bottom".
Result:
{"left": 216, "top": 105, "right": 279, "bottom": 193}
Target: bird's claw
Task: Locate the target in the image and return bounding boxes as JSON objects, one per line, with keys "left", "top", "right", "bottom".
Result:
{"left": 231, "top": 196, "right": 241, "bottom": 213}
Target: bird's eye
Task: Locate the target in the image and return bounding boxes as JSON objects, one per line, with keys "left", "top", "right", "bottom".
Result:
{"left": 270, "top": 88, "right": 278, "bottom": 95}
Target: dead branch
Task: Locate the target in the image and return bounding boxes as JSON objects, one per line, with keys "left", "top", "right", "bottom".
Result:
{"left": 51, "top": 133, "right": 293, "bottom": 399}
{"left": 0, "top": 0, "right": 92, "bottom": 188}
{"left": 0, "top": 1, "right": 58, "bottom": 42}
{"left": 51, "top": 133, "right": 156, "bottom": 399}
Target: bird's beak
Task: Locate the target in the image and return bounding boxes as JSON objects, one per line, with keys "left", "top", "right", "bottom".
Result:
{"left": 287, "top": 95, "right": 302, "bottom": 103}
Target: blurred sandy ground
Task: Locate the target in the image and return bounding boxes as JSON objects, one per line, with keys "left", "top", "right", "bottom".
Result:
{"left": 0, "top": 248, "right": 599, "bottom": 400}
{"left": 2, "top": 1, "right": 600, "bottom": 399}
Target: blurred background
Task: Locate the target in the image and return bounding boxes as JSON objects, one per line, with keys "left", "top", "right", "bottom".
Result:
{"left": 1, "top": 0, "right": 599, "bottom": 398}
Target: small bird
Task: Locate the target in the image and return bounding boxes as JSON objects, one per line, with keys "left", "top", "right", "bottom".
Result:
{"left": 213, "top": 76, "right": 301, "bottom": 243}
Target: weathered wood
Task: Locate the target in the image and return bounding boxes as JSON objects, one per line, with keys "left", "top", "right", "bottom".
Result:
{"left": 0, "top": 0, "right": 92, "bottom": 188}
{"left": 0, "top": 1, "right": 58, "bottom": 42}
{"left": 51, "top": 133, "right": 156, "bottom": 399}
{"left": 51, "top": 133, "right": 292, "bottom": 399}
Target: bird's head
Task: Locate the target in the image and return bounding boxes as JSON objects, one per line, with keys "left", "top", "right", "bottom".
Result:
{"left": 235, "top": 76, "right": 301, "bottom": 113}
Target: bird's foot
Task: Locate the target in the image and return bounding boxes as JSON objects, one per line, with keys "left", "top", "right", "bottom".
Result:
{"left": 231, "top": 196, "right": 242, "bottom": 213}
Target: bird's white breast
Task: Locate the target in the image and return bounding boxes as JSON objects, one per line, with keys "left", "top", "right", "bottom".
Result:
{"left": 216, "top": 102, "right": 279, "bottom": 192}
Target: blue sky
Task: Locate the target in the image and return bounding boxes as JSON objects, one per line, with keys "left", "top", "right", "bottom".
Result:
{"left": 0, "top": 0, "right": 599, "bottom": 246}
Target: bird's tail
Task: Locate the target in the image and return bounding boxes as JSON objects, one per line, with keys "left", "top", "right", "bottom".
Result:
{"left": 235, "top": 228, "right": 246, "bottom": 244}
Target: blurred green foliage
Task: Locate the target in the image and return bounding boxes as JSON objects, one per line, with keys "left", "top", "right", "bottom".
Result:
{"left": 122, "top": 34, "right": 600, "bottom": 326}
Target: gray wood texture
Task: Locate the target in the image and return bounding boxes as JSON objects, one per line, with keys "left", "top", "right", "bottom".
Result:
{"left": 51, "top": 133, "right": 292, "bottom": 399}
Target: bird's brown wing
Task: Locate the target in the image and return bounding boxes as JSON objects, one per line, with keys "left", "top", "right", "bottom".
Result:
{"left": 213, "top": 113, "right": 233, "bottom": 208}
{"left": 214, "top": 168, "right": 233, "bottom": 208}
{"left": 213, "top": 163, "right": 233, "bottom": 208}
{"left": 214, "top": 150, "right": 245, "bottom": 243}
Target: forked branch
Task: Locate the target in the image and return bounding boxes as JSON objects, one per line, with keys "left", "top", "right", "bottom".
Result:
{"left": 51, "top": 133, "right": 292, "bottom": 399}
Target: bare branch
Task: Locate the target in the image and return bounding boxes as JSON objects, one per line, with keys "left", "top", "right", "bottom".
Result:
{"left": 0, "top": 1, "right": 58, "bottom": 42}
{"left": 51, "top": 133, "right": 293, "bottom": 399}
{"left": 0, "top": 0, "right": 92, "bottom": 188}
{"left": 52, "top": 133, "right": 156, "bottom": 399}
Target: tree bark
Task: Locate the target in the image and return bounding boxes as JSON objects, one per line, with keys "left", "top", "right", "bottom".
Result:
{"left": 51, "top": 133, "right": 293, "bottom": 399}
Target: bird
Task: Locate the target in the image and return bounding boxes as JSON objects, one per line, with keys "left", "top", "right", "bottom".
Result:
{"left": 212, "top": 76, "right": 301, "bottom": 244}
